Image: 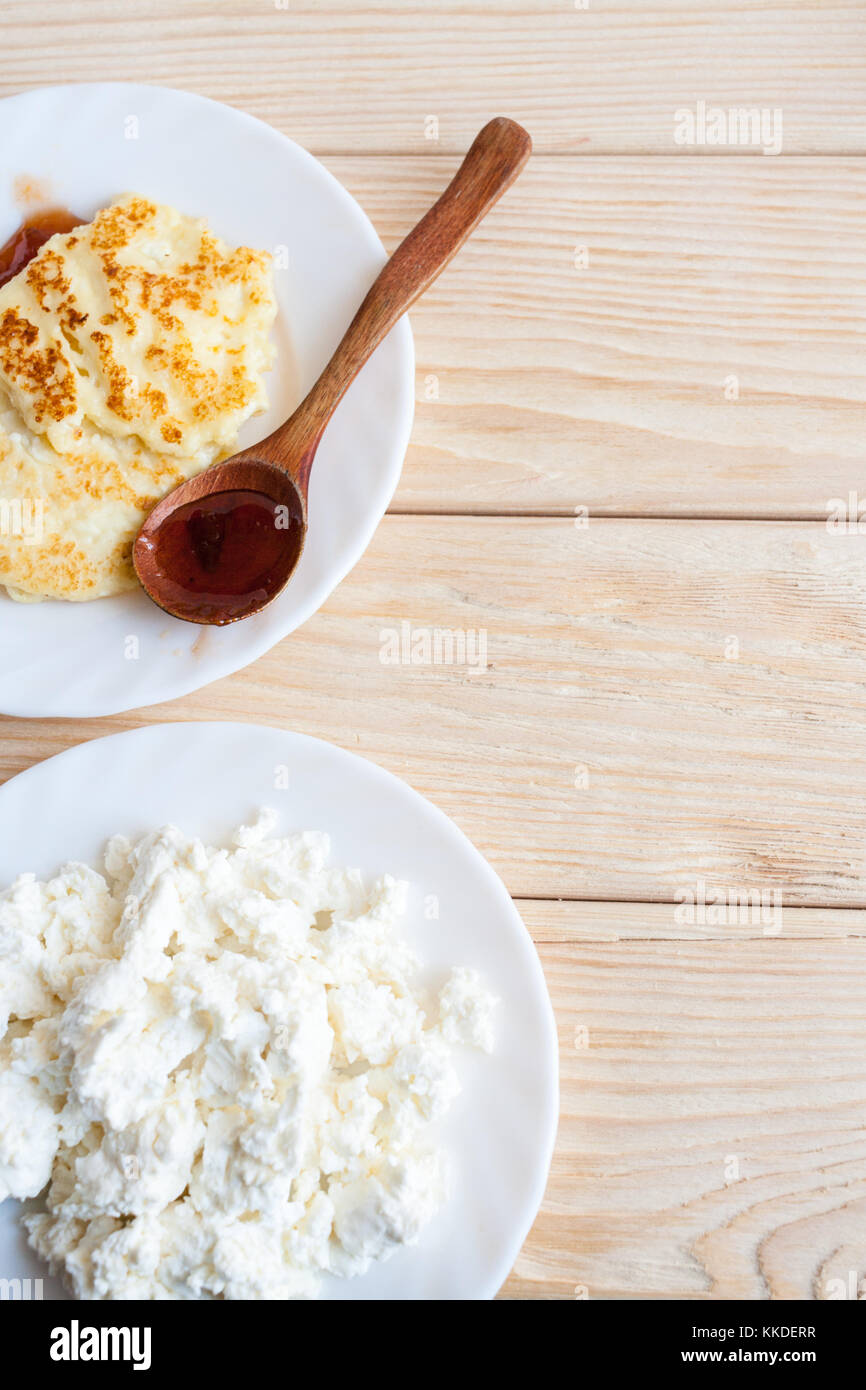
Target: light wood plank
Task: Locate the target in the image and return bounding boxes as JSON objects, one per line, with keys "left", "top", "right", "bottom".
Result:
{"left": 322, "top": 156, "right": 866, "bottom": 518}
{"left": 1, "top": 1, "right": 864, "bottom": 154}
{"left": 502, "top": 911, "right": 866, "bottom": 1299}
{"left": 4, "top": 517, "right": 866, "bottom": 906}
{"left": 520, "top": 899, "right": 866, "bottom": 943}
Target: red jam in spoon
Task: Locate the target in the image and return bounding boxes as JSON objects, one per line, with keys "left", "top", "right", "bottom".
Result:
{"left": 137, "top": 489, "right": 305, "bottom": 624}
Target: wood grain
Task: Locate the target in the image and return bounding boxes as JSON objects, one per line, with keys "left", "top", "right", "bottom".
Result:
{"left": 1, "top": 1, "right": 864, "bottom": 154}
{"left": 4, "top": 517, "right": 866, "bottom": 907}
{"left": 521, "top": 899, "right": 866, "bottom": 944}
{"left": 259, "top": 122, "right": 533, "bottom": 500}
{"left": 502, "top": 906, "right": 866, "bottom": 1300}
{"left": 322, "top": 155, "right": 866, "bottom": 518}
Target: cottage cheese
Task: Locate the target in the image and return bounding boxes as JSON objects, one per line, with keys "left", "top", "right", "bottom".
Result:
{"left": 0, "top": 811, "right": 495, "bottom": 1299}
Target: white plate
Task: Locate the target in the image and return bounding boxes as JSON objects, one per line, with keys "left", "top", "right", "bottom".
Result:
{"left": 0, "top": 722, "right": 558, "bottom": 1301}
{"left": 0, "top": 84, "right": 414, "bottom": 718}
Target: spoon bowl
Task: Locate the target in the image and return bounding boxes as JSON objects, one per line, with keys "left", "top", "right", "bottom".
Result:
{"left": 133, "top": 117, "right": 532, "bottom": 625}
{"left": 134, "top": 458, "right": 308, "bottom": 624}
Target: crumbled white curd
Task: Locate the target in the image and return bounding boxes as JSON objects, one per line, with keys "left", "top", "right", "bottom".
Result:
{"left": 0, "top": 811, "right": 495, "bottom": 1299}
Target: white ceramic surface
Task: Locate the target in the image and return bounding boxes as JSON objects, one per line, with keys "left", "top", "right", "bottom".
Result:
{"left": 0, "top": 84, "right": 415, "bottom": 718}
{"left": 0, "top": 722, "right": 559, "bottom": 1301}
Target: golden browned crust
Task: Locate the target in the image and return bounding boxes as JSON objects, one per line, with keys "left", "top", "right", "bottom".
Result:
{"left": 0, "top": 306, "right": 77, "bottom": 423}
{"left": 0, "top": 195, "right": 277, "bottom": 602}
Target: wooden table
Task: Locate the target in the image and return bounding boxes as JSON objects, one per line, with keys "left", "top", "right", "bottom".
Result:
{"left": 2, "top": 1, "right": 866, "bottom": 1300}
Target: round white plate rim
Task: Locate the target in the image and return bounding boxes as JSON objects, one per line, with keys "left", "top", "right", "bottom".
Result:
{"left": 0, "top": 83, "right": 415, "bottom": 719}
{"left": 0, "top": 721, "right": 559, "bottom": 1301}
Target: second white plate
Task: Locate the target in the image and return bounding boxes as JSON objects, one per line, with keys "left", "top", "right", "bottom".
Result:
{"left": 0, "top": 83, "right": 415, "bottom": 718}
{"left": 0, "top": 722, "right": 559, "bottom": 1301}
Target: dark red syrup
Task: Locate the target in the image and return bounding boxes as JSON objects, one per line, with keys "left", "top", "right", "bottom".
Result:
{"left": 0, "top": 209, "right": 84, "bottom": 289}
{"left": 140, "top": 489, "right": 304, "bottom": 623}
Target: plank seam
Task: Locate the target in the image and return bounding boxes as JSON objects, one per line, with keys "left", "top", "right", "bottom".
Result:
{"left": 513, "top": 895, "right": 866, "bottom": 909}
{"left": 386, "top": 511, "right": 849, "bottom": 523}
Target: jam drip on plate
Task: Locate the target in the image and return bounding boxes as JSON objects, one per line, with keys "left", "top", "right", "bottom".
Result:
{"left": 0, "top": 209, "right": 84, "bottom": 289}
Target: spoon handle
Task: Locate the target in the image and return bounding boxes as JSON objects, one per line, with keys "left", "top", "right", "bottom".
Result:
{"left": 256, "top": 116, "right": 532, "bottom": 488}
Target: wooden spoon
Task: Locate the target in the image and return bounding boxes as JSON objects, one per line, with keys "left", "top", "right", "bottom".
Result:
{"left": 133, "top": 116, "right": 531, "bottom": 625}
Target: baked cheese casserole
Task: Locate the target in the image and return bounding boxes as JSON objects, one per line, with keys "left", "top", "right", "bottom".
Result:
{"left": 0, "top": 195, "right": 276, "bottom": 602}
